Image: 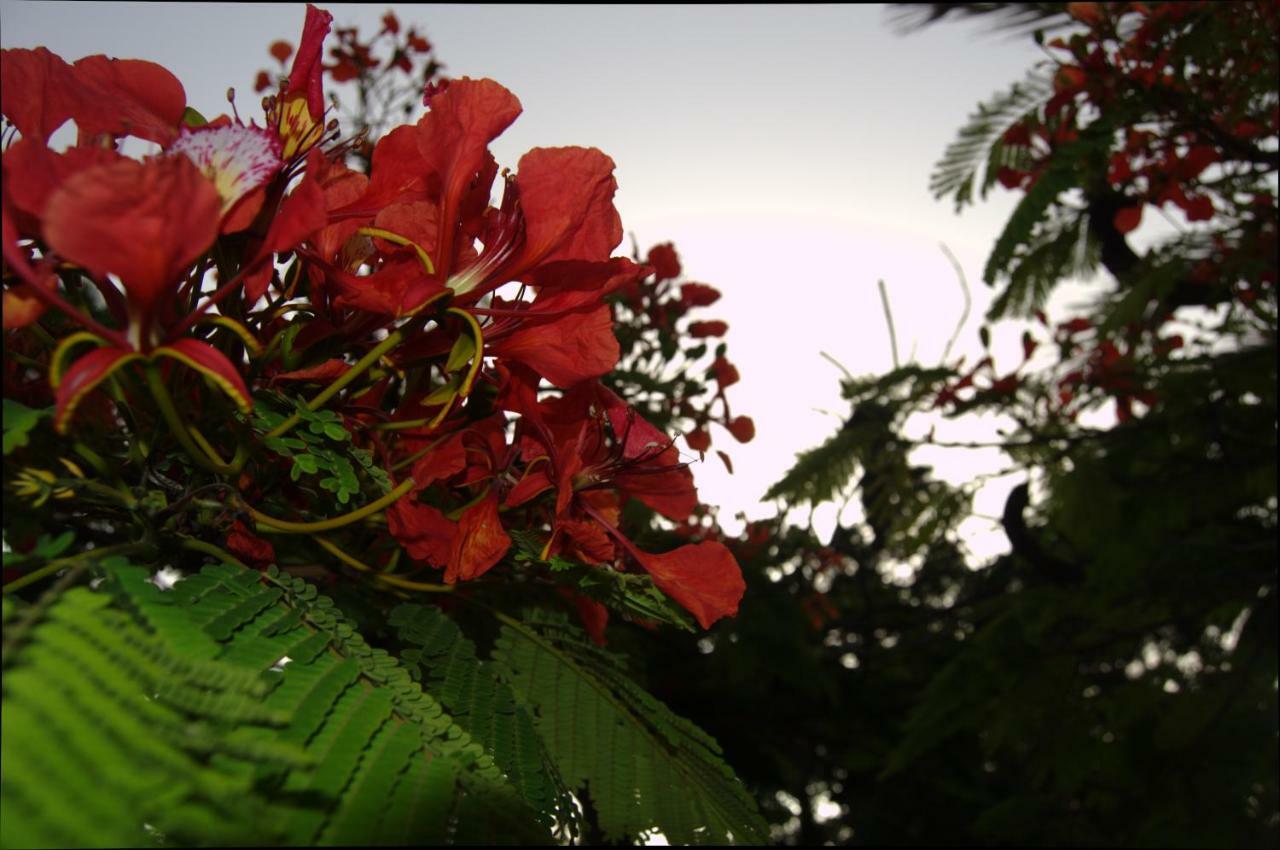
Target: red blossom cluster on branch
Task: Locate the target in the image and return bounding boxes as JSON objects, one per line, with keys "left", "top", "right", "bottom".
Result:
{"left": 1, "top": 4, "right": 746, "bottom": 639}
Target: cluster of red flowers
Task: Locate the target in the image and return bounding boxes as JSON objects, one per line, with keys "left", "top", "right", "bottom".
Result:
{"left": 996, "top": 1, "right": 1279, "bottom": 236}
{"left": 1, "top": 5, "right": 746, "bottom": 635}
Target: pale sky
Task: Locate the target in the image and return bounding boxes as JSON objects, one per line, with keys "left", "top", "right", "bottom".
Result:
{"left": 1, "top": 3, "right": 1059, "bottom": 555}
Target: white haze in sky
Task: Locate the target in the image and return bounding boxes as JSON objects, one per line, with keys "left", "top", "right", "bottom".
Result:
{"left": 2, "top": 3, "right": 1072, "bottom": 559}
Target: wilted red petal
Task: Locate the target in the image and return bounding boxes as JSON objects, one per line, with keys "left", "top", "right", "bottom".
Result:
{"left": 286, "top": 4, "right": 334, "bottom": 120}
{"left": 489, "top": 304, "right": 619, "bottom": 388}
{"left": 54, "top": 347, "right": 141, "bottom": 434}
{"left": 634, "top": 541, "right": 745, "bottom": 630}
{"left": 43, "top": 156, "right": 221, "bottom": 314}
{"left": 447, "top": 493, "right": 511, "bottom": 583}
{"left": 514, "top": 146, "right": 622, "bottom": 269}
{"left": 151, "top": 339, "right": 252, "bottom": 414}
{"left": 381, "top": 12, "right": 400, "bottom": 34}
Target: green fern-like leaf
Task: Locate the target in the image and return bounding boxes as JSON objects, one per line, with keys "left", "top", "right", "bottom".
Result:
{"left": 491, "top": 611, "right": 769, "bottom": 844}
{"left": 1, "top": 559, "right": 549, "bottom": 847}
{"left": 389, "top": 603, "right": 577, "bottom": 835}
{"left": 930, "top": 66, "right": 1054, "bottom": 212}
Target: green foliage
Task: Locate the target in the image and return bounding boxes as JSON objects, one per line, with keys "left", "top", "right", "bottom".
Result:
{"left": 2, "top": 400, "right": 49, "bottom": 456}
{"left": 491, "top": 610, "right": 771, "bottom": 845}
{"left": 1, "top": 558, "right": 549, "bottom": 848}
{"left": 252, "top": 394, "right": 391, "bottom": 505}
{"left": 390, "top": 604, "right": 577, "bottom": 833}
{"left": 929, "top": 66, "right": 1054, "bottom": 212}
{"left": 509, "top": 529, "right": 698, "bottom": 632}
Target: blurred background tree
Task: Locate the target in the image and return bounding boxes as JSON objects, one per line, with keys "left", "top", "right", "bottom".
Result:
{"left": 618, "top": 2, "right": 1278, "bottom": 845}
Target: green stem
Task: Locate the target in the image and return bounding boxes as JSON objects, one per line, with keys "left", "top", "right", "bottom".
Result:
{"left": 313, "top": 535, "right": 452, "bottom": 593}
{"left": 266, "top": 329, "right": 404, "bottom": 439}
{"left": 3, "top": 542, "right": 150, "bottom": 596}
{"left": 178, "top": 536, "right": 250, "bottom": 570}
{"left": 143, "top": 362, "right": 236, "bottom": 475}
{"left": 243, "top": 477, "right": 414, "bottom": 534}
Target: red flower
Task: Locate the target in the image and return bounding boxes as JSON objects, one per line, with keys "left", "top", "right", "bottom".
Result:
{"left": 680, "top": 282, "right": 721, "bottom": 307}
{"left": 502, "top": 379, "right": 745, "bottom": 628}
{"left": 688, "top": 320, "right": 728, "bottom": 338}
{"left": 647, "top": 242, "right": 682, "bottom": 281}
{"left": 726, "top": 415, "right": 756, "bottom": 443}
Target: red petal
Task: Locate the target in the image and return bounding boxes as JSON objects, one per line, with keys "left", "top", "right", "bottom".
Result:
{"left": 0, "top": 47, "right": 77, "bottom": 142}
{"left": 489, "top": 304, "right": 619, "bottom": 388}
{"left": 54, "top": 347, "right": 141, "bottom": 434}
{"left": 71, "top": 55, "right": 186, "bottom": 145}
{"left": 416, "top": 78, "right": 522, "bottom": 271}
{"left": 514, "top": 147, "right": 622, "bottom": 269}
{"left": 151, "top": 339, "right": 252, "bottom": 413}
{"left": 634, "top": 541, "right": 746, "bottom": 629}
{"left": 388, "top": 497, "right": 455, "bottom": 567}
{"left": 286, "top": 4, "right": 334, "bottom": 120}
{"left": 271, "top": 359, "right": 350, "bottom": 384}
{"left": 447, "top": 493, "right": 511, "bottom": 583}
{"left": 43, "top": 156, "right": 221, "bottom": 312}
{"left": 410, "top": 432, "right": 467, "bottom": 490}
{"left": 227, "top": 519, "right": 275, "bottom": 568}
{"left": 265, "top": 167, "right": 328, "bottom": 254}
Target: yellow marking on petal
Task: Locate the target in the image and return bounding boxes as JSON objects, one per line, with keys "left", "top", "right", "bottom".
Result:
{"left": 357, "top": 227, "right": 436, "bottom": 275}
{"left": 278, "top": 94, "right": 319, "bottom": 160}
{"left": 445, "top": 307, "right": 485, "bottom": 398}
{"left": 50, "top": 332, "right": 108, "bottom": 390}
{"left": 197, "top": 315, "right": 264, "bottom": 357}
{"left": 149, "top": 348, "right": 251, "bottom": 414}
{"left": 55, "top": 352, "right": 143, "bottom": 435}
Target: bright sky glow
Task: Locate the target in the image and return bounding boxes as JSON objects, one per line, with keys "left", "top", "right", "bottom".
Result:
{"left": 0, "top": 2, "right": 1057, "bottom": 551}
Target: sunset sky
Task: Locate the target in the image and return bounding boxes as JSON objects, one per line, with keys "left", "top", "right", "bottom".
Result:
{"left": 1, "top": 3, "right": 1062, "bottom": 556}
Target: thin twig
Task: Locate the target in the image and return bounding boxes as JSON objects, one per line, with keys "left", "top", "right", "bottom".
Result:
{"left": 939, "top": 242, "right": 972, "bottom": 364}
{"left": 819, "top": 350, "right": 855, "bottom": 383}
{"left": 877, "top": 279, "right": 901, "bottom": 370}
